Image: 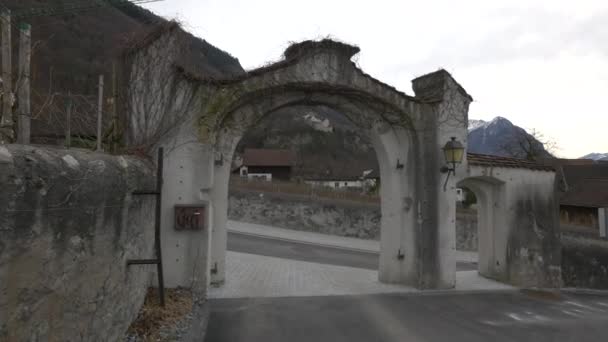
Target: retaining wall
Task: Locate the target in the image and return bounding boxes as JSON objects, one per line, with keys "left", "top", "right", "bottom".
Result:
{"left": 228, "top": 189, "right": 479, "bottom": 251}
{"left": 228, "top": 189, "right": 381, "bottom": 239}
{"left": 561, "top": 233, "right": 608, "bottom": 289}
{"left": 0, "top": 145, "right": 155, "bottom": 341}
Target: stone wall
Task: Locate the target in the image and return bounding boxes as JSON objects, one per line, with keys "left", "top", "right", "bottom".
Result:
{"left": 228, "top": 189, "right": 381, "bottom": 239}
{"left": 456, "top": 208, "right": 478, "bottom": 251}
{"left": 0, "top": 145, "right": 156, "bottom": 341}
{"left": 228, "top": 189, "right": 479, "bottom": 251}
{"left": 561, "top": 233, "right": 608, "bottom": 289}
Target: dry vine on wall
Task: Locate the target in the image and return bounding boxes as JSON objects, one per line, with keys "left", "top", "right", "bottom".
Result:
{"left": 122, "top": 27, "right": 201, "bottom": 155}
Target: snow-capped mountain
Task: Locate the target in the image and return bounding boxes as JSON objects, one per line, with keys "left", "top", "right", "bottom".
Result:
{"left": 580, "top": 153, "right": 608, "bottom": 161}
{"left": 467, "top": 117, "right": 551, "bottom": 159}
{"left": 468, "top": 119, "right": 487, "bottom": 132}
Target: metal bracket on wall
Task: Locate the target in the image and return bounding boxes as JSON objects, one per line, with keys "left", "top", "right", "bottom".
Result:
{"left": 127, "top": 147, "right": 166, "bottom": 307}
{"left": 396, "top": 159, "right": 404, "bottom": 170}
{"left": 214, "top": 152, "right": 223, "bottom": 166}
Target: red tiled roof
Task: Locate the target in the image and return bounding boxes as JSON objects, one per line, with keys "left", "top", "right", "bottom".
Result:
{"left": 242, "top": 149, "right": 295, "bottom": 167}
{"left": 466, "top": 153, "right": 555, "bottom": 171}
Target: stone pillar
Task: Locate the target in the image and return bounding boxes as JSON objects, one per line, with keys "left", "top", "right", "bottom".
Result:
{"left": 372, "top": 125, "right": 419, "bottom": 285}
{"left": 160, "top": 141, "right": 214, "bottom": 294}
{"left": 209, "top": 156, "right": 233, "bottom": 285}
{"left": 208, "top": 131, "right": 241, "bottom": 286}
{"left": 600, "top": 208, "right": 607, "bottom": 239}
{"left": 412, "top": 69, "right": 473, "bottom": 289}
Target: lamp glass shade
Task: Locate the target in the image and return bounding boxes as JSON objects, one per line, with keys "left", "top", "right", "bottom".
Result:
{"left": 443, "top": 138, "right": 465, "bottom": 164}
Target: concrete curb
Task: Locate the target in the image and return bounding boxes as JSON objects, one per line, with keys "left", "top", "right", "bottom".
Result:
{"left": 560, "top": 287, "right": 608, "bottom": 296}
{"left": 228, "top": 229, "right": 379, "bottom": 254}
{"left": 182, "top": 300, "right": 211, "bottom": 342}
{"left": 208, "top": 288, "right": 521, "bottom": 301}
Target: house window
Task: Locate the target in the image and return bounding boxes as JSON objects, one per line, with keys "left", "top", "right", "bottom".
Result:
{"left": 344, "top": 182, "right": 348, "bottom": 186}
{"left": 335, "top": 182, "right": 339, "bottom": 188}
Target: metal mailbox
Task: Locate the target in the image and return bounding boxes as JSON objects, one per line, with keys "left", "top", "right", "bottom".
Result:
{"left": 174, "top": 205, "right": 207, "bottom": 231}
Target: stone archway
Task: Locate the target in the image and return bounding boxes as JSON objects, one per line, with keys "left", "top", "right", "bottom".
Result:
{"left": 126, "top": 30, "right": 563, "bottom": 293}
{"left": 210, "top": 96, "right": 416, "bottom": 287}
{"left": 194, "top": 40, "right": 473, "bottom": 290}
{"left": 459, "top": 154, "right": 562, "bottom": 287}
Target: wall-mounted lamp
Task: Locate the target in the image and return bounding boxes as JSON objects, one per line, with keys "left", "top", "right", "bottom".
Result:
{"left": 440, "top": 137, "right": 465, "bottom": 191}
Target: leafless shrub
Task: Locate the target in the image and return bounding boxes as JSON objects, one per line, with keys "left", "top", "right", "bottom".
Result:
{"left": 121, "top": 22, "right": 201, "bottom": 152}
{"left": 500, "top": 127, "right": 558, "bottom": 161}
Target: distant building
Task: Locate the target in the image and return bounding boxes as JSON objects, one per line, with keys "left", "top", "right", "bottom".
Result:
{"left": 304, "top": 169, "right": 379, "bottom": 191}
{"left": 237, "top": 148, "right": 295, "bottom": 181}
{"left": 305, "top": 177, "right": 365, "bottom": 189}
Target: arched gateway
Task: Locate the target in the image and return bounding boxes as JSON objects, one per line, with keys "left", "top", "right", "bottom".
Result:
{"left": 126, "top": 24, "right": 562, "bottom": 293}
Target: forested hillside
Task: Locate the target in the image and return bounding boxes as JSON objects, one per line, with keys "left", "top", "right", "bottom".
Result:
{"left": 0, "top": 0, "right": 243, "bottom": 141}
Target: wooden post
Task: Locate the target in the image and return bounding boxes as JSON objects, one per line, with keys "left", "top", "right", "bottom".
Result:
{"left": 0, "top": 10, "right": 13, "bottom": 143}
{"left": 17, "top": 22, "right": 31, "bottom": 144}
{"left": 65, "top": 92, "right": 71, "bottom": 148}
{"left": 96, "top": 74, "right": 104, "bottom": 151}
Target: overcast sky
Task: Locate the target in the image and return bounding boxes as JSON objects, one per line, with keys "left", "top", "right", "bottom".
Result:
{"left": 143, "top": 0, "right": 608, "bottom": 158}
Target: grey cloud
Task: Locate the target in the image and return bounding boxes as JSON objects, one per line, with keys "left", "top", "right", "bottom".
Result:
{"left": 388, "top": 7, "right": 608, "bottom": 75}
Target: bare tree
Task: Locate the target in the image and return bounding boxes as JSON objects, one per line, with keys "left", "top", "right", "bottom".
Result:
{"left": 500, "top": 127, "right": 558, "bottom": 161}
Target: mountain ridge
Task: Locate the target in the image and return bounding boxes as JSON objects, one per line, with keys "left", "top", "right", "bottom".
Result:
{"left": 466, "top": 116, "right": 552, "bottom": 159}
{"left": 236, "top": 109, "right": 559, "bottom": 179}
{"left": 580, "top": 152, "right": 608, "bottom": 161}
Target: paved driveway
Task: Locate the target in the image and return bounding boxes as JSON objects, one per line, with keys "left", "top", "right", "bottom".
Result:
{"left": 206, "top": 291, "right": 608, "bottom": 342}
{"left": 210, "top": 231, "right": 511, "bottom": 299}
{"left": 228, "top": 232, "right": 477, "bottom": 271}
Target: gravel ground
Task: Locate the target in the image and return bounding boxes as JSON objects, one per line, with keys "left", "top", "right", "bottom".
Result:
{"left": 125, "top": 288, "right": 209, "bottom": 342}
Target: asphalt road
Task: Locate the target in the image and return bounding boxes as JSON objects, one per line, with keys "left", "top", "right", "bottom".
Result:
{"left": 206, "top": 291, "right": 608, "bottom": 342}
{"left": 227, "top": 231, "right": 477, "bottom": 271}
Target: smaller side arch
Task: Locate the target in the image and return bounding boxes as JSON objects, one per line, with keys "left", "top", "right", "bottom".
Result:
{"left": 459, "top": 162, "right": 562, "bottom": 288}
{"left": 457, "top": 176, "right": 506, "bottom": 280}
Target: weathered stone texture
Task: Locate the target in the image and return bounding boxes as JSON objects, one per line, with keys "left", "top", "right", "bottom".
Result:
{"left": 0, "top": 145, "right": 155, "bottom": 342}
{"left": 455, "top": 209, "right": 478, "bottom": 251}
{"left": 561, "top": 233, "right": 608, "bottom": 289}
{"left": 228, "top": 189, "right": 381, "bottom": 239}
{"left": 506, "top": 189, "right": 562, "bottom": 288}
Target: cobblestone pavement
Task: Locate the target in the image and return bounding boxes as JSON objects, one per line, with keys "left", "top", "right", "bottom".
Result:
{"left": 208, "top": 251, "right": 513, "bottom": 299}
